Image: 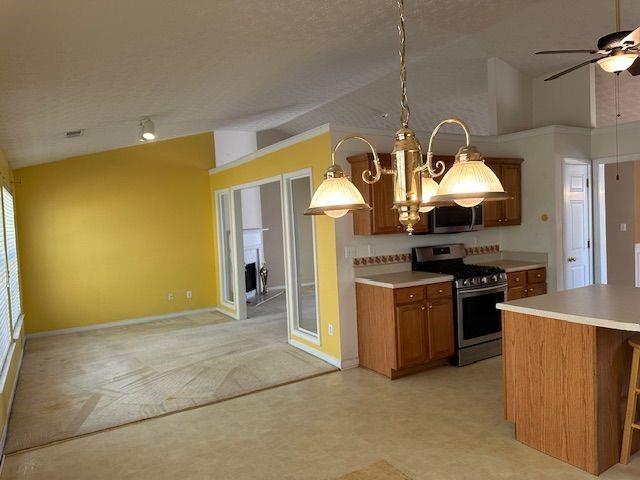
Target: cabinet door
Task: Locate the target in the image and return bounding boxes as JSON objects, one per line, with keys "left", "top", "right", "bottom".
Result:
{"left": 372, "top": 156, "right": 403, "bottom": 234}
{"left": 501, "top": 164, "right": 521, "bottom": 225}
{"left": 507, "top": 286, "right": 526, "bottom": 301}
{"left": 526, "top": 283, "right": 547, "bottom": 297}
{"left": 426, "top": 299, "right": 454, "bottom": 360}
{"left": 482, "top": 163, "right": 503, "bottom": 227}
{"left": 396, "top": 303, "right": 428, "bottom": 368}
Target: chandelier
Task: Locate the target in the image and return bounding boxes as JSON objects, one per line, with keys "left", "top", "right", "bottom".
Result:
{"left": 305, "top": 0, "right": 509, "bottom": 234}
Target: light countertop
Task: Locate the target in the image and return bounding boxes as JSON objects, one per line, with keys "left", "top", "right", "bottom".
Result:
{"left": 355, "top": 271, "right": 454, "bottom": 289}
{"left": 474, "top": 259, "right": 546, "bottom": 273}
{"left": 497, "top": 284, "right": 640, "bottom": 332}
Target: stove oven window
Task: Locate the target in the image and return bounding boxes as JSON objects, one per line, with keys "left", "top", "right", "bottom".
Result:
{"left": 460, "top": 290, "right": 504, "bottom": 342}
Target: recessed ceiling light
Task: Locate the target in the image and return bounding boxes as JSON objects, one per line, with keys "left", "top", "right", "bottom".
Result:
{"left": 139, "top": 117, "right": 156, "bottom": 142}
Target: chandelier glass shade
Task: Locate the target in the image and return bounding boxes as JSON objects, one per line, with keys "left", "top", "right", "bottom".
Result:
{"left": 305, "top": 164, "right": 371, "bottom": 218}
{"left": 418, "top": 175, "right": 439, "bottom": 213}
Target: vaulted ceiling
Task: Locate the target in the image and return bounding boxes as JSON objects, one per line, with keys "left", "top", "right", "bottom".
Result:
{"left": 1, "top": 0, "right": 639, "bottom": 167}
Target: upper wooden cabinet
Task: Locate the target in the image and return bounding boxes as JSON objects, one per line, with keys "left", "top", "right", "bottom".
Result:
{"left": 347, "top": 153, "right": 523, "bottom": 234}
{"left": 483, "top": 158, "right": 523, "bottom": 227}
{"left": 348, "top": 153, "right": 428, "bottom": 235}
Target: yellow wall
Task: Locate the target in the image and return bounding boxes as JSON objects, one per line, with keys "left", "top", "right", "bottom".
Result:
{"left": 15, "top": 133, "right": 217, "bottom": 333}
{"left": 209, "top": 131, "right": 342, "bottom": 360}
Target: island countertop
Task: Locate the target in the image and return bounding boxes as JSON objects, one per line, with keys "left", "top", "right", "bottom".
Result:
{"left": 475, "top": 259, "right": 546, "bottom": 273}
{"left": 354, "top": 271, "right": 453, "bottom": 289}
{"left": 497, "top": 284, "right": 640, "bottom": 332}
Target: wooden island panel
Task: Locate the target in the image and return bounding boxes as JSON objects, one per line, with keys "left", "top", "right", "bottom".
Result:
{"left": 502, "top": 310, "right": 639, "bottom": 475}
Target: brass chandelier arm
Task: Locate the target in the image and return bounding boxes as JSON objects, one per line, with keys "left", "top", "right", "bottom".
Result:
{"left": 331, "top": 135, "right": 391, "bottom": 185}
{"left": 416, "top": 118, "right": 472, "bottom": 177}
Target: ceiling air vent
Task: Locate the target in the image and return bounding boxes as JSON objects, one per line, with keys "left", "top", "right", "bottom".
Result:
{"left": 65, "top": 129, "right": 84, "bottom": 138}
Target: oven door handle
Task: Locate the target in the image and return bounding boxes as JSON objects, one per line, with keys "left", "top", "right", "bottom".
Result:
{"left": 457, "top": 285, "right": 507, "bottom": 296}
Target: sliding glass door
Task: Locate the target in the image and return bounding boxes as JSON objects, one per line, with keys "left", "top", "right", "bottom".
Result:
{"left": 283, "top": 170, "right": 319, "bottom": 341}
{"left": 215, "top": 190, "right": 235, "bottom": 308}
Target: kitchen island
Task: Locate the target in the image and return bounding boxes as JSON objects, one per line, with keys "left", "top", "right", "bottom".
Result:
{"left": 497, "top": 285, "right": 640, "bottom": 475}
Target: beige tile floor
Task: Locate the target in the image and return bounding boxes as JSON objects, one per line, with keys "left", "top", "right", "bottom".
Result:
{"left": 3, "top": 357, "right": 639, "bottom": 479}
{"left": 6, "top": 308, "right": 335, "bottom": 453}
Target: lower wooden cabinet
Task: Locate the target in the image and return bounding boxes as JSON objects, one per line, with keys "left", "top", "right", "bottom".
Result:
{"left": 507, "top": 267, "right": 547, "bottom": 301}
{"left": 356, "top": 281, "right": 454, "bottom": 379}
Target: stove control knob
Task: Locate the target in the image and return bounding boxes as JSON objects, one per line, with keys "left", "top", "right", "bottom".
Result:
{"left": 491, "top": 275, "right": 498, "bottom": 282}
{"left": 462, "top": 279, "right": 468, "bottom": 286}
{"left": 481, "top": 277, "right": 488, "bottom": 284}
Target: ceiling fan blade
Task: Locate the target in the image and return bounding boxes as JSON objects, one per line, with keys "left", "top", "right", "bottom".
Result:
{"left": 621, "top": 26, "right": 640, "bottom": 48}
{"left": 628, "top": 57, "right": 640, "bottom": 76}
{"left": 535, "top": 49, "right": 598, "bottom": 55}
{"left": 544, "top": 58, "right": 598, "bottom": 81}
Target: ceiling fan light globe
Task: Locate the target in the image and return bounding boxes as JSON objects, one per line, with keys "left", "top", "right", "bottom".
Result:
{"left": 597, "top": 53, "right": 638, "bottom": 73}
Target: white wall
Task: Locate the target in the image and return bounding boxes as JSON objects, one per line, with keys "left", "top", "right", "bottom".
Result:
{"left": 240, "top": 187, "right": 262, "bottom": 230}
{"left": 532, "top": 66, "right": 595, "bottom": 129}
{"left": 214, "top": 130, "right": 258, "bottom": 166}
{"left": 260, "top": 182, "right": 285, "bottom": 288}
{"left": 488, "top": 58, "right": 532, "bottom": 135}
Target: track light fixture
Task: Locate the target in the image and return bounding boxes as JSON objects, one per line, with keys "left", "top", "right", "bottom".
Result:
{"left": 139, "top": 117, "right": 156, "bottom": 142}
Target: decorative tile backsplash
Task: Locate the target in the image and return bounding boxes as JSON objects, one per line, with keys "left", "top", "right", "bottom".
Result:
{"left": 352, "top": 244, "right": 500, "bottom": 267}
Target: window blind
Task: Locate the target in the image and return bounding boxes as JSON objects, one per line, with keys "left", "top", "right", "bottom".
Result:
{"left": 0, "top": 196, "right": 10, "bottom": 366}
{"left": 2, "top": 188, "right": 20, "bottom": 328}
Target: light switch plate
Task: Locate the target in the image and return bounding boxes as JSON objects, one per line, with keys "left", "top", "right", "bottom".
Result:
{"left": 344, "top": 246, "right": 357, "bottom": 259}
{"left": 620, "top": 223, "right": 627, "bottom": 232}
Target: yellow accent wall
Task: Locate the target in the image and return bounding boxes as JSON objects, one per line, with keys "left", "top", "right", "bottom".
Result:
{"left": 15, "top": 133, "right": 217, "bottom": 334}
{"left": 209, "top": 132, "right": 342, "bottom": 360}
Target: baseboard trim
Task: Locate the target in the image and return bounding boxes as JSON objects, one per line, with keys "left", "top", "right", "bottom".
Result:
{"left": 339, "top": 356, "right": 360, "bottom": 370}
{"left": 288, "top": 339, "right": 356, "bottom": 370}
{"left": 26, "top": 307, "right": 221, "bottom": 339}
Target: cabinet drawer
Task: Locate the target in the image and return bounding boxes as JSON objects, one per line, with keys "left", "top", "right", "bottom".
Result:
{"left": 507, "top": 271, "right": 525, "bottom": 287}
{"left": 526, "top": 283, "right": 547, "bottom": 297}
{"left": 427, "top": 282, "right": 452, "bottom": 299}
{"left": 527, "top": 268, "right": 546, "bottom": 284}
{"left": 395, "top": 286, "right": 425, "bottom": 304}
{"left": 507, "top": 286, "right": 526, "bottom": 301}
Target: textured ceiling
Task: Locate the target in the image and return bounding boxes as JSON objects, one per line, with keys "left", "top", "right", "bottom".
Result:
{"left": 1, "top": 0, "right": 639, "bottom": 167}
{"left": 595, "top": 67, "right": 640, "bottom": 127}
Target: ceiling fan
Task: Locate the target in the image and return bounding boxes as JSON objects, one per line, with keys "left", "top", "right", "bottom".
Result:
{"left": 535, "top": 0, "right": 640, "bottom": 81}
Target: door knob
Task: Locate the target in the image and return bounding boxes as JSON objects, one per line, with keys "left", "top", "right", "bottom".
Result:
{"left": 567, "top": 256, "right": 577, "bottom": 262}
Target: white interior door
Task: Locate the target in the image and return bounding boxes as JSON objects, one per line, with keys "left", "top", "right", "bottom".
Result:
{"left": 563, "top": 163, "right": 593, "bottom": 289}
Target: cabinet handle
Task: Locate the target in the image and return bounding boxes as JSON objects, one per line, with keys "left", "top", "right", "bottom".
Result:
{"left": 515, "top": 277, "right": 520, "bottom": 282}
{"left": 438, "top": 289, "right": 443, "bottom": 293}
{"left": 536, "top": 274, "right": 541, "bottom": 278}
{"left": 409, "top": 294, "right": 415, "bottom": 298}
{"left": 498, "top": 219, "right": 503, "bottom": 222}
{"left": 421, "top": 306, "right": 426, "bottom": 310}
{"left": 428, "top": 304, "right": 433, "bottom": 309}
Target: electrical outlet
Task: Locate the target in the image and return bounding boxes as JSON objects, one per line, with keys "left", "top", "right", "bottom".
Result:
{"left": 167, "top": 292, "right": 174, "bottom": 301}
{"left": 186, "top": 290, "right": 192, "bottom": 299}
{"left": 620, "top": 223, "right": 627, "bottom": 232}
{"left": 328, "top": 324, "right": 334, "bottom": 336}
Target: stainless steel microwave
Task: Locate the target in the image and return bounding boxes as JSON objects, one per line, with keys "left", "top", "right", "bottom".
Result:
{"left": 426, "top": 204, "right": 484, "bottom": 234}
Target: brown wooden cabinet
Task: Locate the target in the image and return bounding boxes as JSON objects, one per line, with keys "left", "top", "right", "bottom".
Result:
{"left": 356, "top": 280, "right": 454, "bottom": 378}
{"left": 483, "top": 158, "right": 523, "bottom": 227}
{"left": 507, "top": 267, "right": 547, "bottom": 301}
{"left": 348, "top": 153, "right": 428, "bottom": 235}
{"left": 348, "top": 153, "right": 523, "bottom": 234}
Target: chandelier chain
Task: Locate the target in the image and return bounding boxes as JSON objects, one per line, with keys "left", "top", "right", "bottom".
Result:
{"left": 398, "top": 0, "right": 410, "bottom": 128}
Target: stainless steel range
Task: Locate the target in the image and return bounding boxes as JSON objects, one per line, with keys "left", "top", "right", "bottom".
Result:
{"left": 412, "top": 244, "right": 507, "bottom": 366}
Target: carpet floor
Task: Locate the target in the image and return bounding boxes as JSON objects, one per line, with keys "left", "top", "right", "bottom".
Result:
{"left": 5, "top": 309, "right": 336, "bottom": 453}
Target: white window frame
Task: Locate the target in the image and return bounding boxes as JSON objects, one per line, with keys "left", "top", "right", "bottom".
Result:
{"left": 215, "top": 189, "right": 236, "bottom": 311}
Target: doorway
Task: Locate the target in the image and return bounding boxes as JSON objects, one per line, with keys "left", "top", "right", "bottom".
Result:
{"left": 594, "top": 158, "right": 640, "bottom": 286}
{"left": 562, "top": 161, "right": 593, "bottom": 290}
